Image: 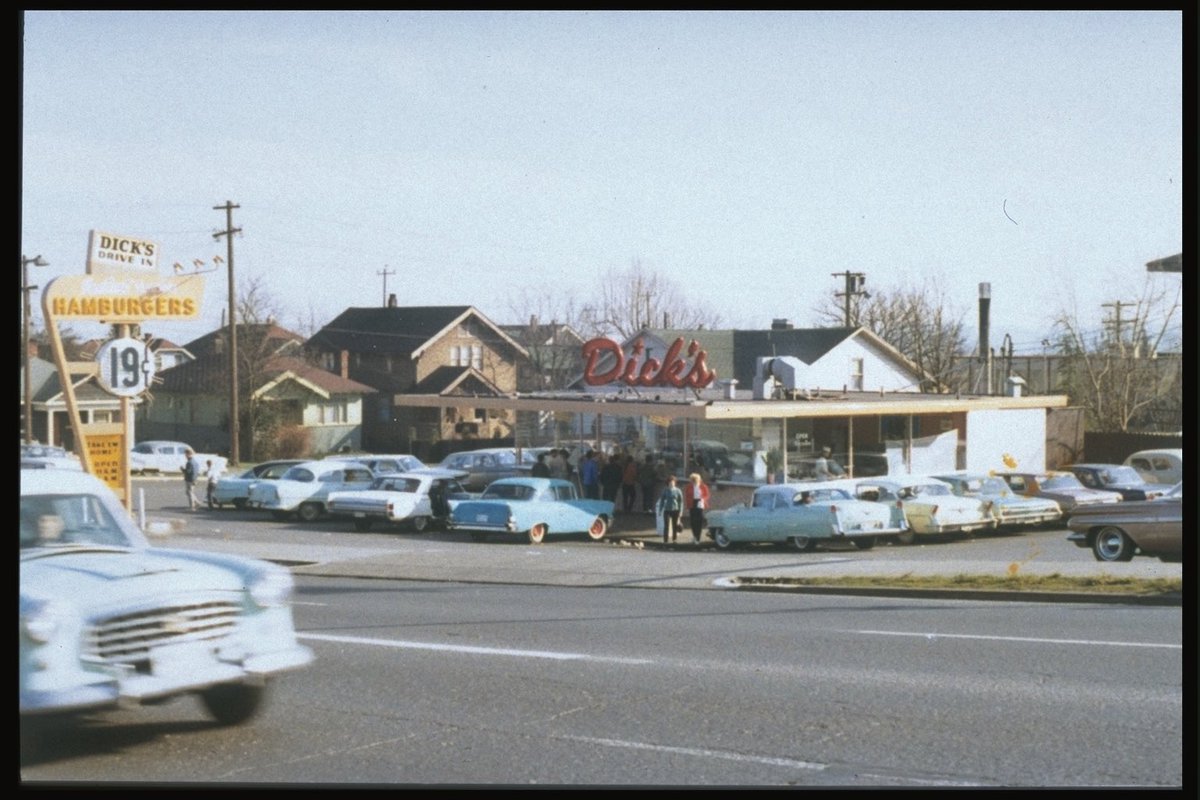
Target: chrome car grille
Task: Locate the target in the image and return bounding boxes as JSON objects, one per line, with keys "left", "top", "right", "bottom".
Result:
{"left": 84, "top": 600, "right": 240, "bottom": 665}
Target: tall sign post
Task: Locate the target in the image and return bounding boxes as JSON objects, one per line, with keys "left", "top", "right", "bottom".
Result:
{"left": 41, "top": 230, "right": 205, "bottom": 510}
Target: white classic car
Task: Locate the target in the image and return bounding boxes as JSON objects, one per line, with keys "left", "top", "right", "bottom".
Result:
{"left": 327, "top": 468, "right": 473, "bottom": 532}
{"left": 20, "top": 468, "right": 313, "bottom": 729}
{"left": 247, "top": 460, "right": 375, "bottom": 521}
{"left": 933, "top": 472, "right": 1063, "bottom": 529}
{"left": 836, "top": 475, "right": 995, "bottom": 544}
{"left": 210, "top": 459, "right": 305, "bottom": 509}
{"left": 706, "top": 481, "right": 908, "bottom": 551}
{"left": 129, "top": 440, "right": 225, "bottom": 476}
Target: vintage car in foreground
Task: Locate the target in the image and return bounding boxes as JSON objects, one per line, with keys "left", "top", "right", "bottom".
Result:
{"left": 20, "top": 469, "right": 313, "bottom": 727}
{"left": 837, "top": 475, "right": 994, "bottom": 544}
{"left": 447, "top": 477, "right": 614, "bottom": 544}
{"left": 992, "top": 470, "right": 1123, "bottom": 513}
{"left": 705, "top": 481, "right": 907, "bottom": 551}
{"left": 933, "top": 472, "right": 1062, "bottom": 529}
{"left": 1066, "top": 481, "right": 1182, "bottom": 562}
{"left": 210, "top": 459, "right": 304, "bottom": 509}
{"left": 247, "top": 460, "right": 374, "bottom": 521}
{"left": 327, "top": 468, "right": 473, "bottom": 531}
{"left": 1064, "top": 464, "right": 1170, "bottom": 501}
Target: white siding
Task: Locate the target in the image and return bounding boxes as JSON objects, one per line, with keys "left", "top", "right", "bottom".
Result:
{"left": 964, "top": 408, "right": 1046, "bottom": 473}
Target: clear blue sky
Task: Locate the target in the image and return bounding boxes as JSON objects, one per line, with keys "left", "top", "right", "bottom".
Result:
{"left": 21, "top": 10, "right": 1182, "bottom": 353}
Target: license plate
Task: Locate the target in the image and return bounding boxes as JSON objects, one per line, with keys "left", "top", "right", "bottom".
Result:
{"left": 152, "top": 640, "right": 216, "bottom": 677}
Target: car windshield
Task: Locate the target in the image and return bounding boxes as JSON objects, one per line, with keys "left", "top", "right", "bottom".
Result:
{"left": 21, "top": 493, "right": 135, "bottom": 549}
{"left": 281, "top": 467, "right": 316, "bottom": 482}
{"left": 482, "top": 483, "right": 535, "bottom": 501}
{"left": 979, "top": 477, "right": 1010, "bottom": 495}
{"left": 1042, "top": 474, "right": 1084, "bottom": 490}
{"left": 1100, "top": 466, "right": 1143, "bottom": 484}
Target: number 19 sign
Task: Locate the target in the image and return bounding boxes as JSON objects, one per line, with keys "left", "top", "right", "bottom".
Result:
{"left": 96, "top": 337, "right": 156, "bottom": 398}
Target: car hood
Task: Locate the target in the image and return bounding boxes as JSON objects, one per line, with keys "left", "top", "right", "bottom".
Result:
{"left": 21, "top": 548, "right": 246, "bottom": 611}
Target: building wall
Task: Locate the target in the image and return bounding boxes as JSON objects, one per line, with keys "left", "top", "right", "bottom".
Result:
{"left": 964, "top": 408, "right": 1047, "bottom": 473}
{"left": 815, "top": 338, "right": 920, "bottom": 393}
{"left": 416, "top": 321, "right": 519, "bottom": 391}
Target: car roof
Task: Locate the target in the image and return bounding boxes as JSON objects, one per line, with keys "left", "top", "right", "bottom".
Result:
{"left": 22, "top": 468, "right": 111, "bottom": 496}
{"left": 394, "top": 468, "right": 469, "bottom": 479}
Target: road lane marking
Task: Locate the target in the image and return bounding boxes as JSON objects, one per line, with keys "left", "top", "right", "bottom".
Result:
{"left": 298, "top": 632, "right": 653, "bottom": 664}
{"left": 849, "top": 630, "right": 1181, "bottom": 649}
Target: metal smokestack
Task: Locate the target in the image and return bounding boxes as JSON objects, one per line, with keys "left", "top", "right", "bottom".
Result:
{"left": 978, "top": 283, "right": 991, "bottom": 357}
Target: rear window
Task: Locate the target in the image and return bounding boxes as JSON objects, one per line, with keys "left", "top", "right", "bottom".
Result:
{"left": 282, "top": 467, "right": 315, "bottom": 482}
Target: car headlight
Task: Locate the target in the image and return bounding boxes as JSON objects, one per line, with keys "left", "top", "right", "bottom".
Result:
{"left": 249, "top": 569, "right": 294, "bottom": 608}
{"left": 21, "top": 597, "right": 72, "bottom": 643}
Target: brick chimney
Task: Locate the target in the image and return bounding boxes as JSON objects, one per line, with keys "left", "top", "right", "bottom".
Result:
{"left": 339, "top": 349, "right": 349, "bottom": 379}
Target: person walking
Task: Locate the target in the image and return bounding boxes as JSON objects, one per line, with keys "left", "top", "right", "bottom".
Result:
{"left": 638, "top": 454, "right": 658, "bottom": 513}
{"left": 656, "top": 475, "right": 684, "bottom": 545}
{"left": 621, "top": 455, "right": 638, "bottom": 513}
{"left": 684, "top": 471, "right": 711, "bottom": 544}
{"left": 204, "top": 458, "right": 224, "bottom": 509}
{"left": 181, "top": 448, "right": 202, "bottom": 511}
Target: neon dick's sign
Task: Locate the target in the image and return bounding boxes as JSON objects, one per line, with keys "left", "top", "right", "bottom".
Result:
{"left": 581, "top": 337, "right": 717, "bottom": 389}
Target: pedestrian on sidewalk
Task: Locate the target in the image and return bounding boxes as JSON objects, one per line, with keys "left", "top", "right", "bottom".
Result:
{"left": 684, "top": 471, "right": 711, "bottom": 544}
{"left": 600, "top": 453, "right": 623, "bottom": 503}
{"left": 638, "top": 454, "right": 658, "bottom": 513}
{"left": 181, "top": 448, "right": 201, "bottom": 511}
{"left": 621, "top": 454, "right": 638, "bottom": 513}
{"left": 204, "top": 458, "right": 224, "bottom": 509}
{"left": 581, "top": 450, "right": 601, "bottom": 499}
{"left": 656, "top": 475, "right": 683, "bottom": 545}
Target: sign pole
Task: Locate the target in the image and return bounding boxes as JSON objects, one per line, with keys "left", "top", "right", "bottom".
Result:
{"left": 120, "top": 323, "right": 133, "bottom": 511}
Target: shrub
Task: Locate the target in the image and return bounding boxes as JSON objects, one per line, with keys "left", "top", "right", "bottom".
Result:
{"left": 269, "top": 425, "right": 311, "bottom": 460}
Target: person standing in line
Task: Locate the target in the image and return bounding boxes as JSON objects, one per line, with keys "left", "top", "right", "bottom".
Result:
{"left": 548, "top": 449, "right": 567, "bottom": 480}
{"left": 599, "top": 453, "right": 623, "bottom": 503}
{"left": 683, "top": 471, "right": 711, "bottom": 545}
{"left": 531, "top": 452, "right": 551, "bottom": 478}
{"left": 638, "top": 454, "right": 658, "bottom": 513}
{"left": 656, "top": 475, "right": 684, "bottom": 545}
{"left": 181, "top": 447, "right": 202, "bottom": 511}
{"left": 621, "top": 455, "right": 639, "bottom": 513}
{"left": 580, "top": 450, "right": 601, "bottom": 499}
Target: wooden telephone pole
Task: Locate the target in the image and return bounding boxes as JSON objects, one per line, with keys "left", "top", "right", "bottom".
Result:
{"left": 213, "top": 201, "right": 241, "bottom": 465}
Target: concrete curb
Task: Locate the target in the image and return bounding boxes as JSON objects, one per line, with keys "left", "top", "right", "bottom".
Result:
{"left": 721, "top": 579, "right": 1183, "bottom": 606}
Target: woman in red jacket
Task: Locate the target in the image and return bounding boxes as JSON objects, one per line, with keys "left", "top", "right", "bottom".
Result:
{"left": 683, "top": 472, "right": 711, "bottom": 545}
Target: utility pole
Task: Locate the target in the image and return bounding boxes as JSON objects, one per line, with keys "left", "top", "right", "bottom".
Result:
{"left": 22, "top": 254, "right": 49, "bottom": 443}
{"left": 832, "top": 271, "right": 868, "bottom": 327}
{"left": 377, "top": 265, "right": 396, "bottom": 306}
{"left": 1102, "top": 300, "right": 1136, "bottom": 356}
{"left": 213, "top": 201, "right": 241, "bottom": 465}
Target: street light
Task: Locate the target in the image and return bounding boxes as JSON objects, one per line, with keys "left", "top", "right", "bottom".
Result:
{"left": 22, "top": 254, "right": 49, "bottom": 444}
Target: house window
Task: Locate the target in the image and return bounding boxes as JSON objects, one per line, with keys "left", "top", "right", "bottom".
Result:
{"left": 850, "top": 358, "right": 864, "bottom": 391}
{"left": 321, "top": 352, "right": 336, "bottom": 371}
{"left": 471, "top": 345, "right": 482, "bottom": 369}
{"left": 320, "top": 402, "right": 347, "bottom": 424}
{"left": 92, "top": 410, "right": 115, "bottom": 424}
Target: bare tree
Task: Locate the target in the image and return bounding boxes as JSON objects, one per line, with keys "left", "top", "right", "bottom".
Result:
{"left": 583, "top": 258, "right": 723, "bottom": 340}
{"left": 814, "top": 277, "right": 967, "bottom": 392}
{"left": 1052, "top": 278, "right": 1182, "bottom": 432}
{"left": 503, "top": 291, "right": 591, "bottom": 391}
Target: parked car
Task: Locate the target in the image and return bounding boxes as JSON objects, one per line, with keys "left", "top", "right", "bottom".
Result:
{"left": 838, "top": 475, "right": 994, "bottom": 544}
{"left": 1065, "top": 464, "right": 1170, "bottom": 501}
{"left": 932, "top": 472, "right": 1062, "bottom": 529}
{"left": 1066, "top": 481, "right": 1182, "bottom": 562}
{"left": 210, "top": 460, "right": 305, "bottom": 509}
{"left": 448, "top": 477, "right": 614, "bottom": 544}
{"left": 992, "top": 470, "right": 1123, "bottom": 513}
{"left": 20, "top": 468, "right": 313, "bottom": 727}
{"left": 1123, "top": 448, "right": 1182, "bottom": 485}
{"left": 323, "top": 453, "right": 426, "bottom": 475}
{"left": 705, "top": 481, "right": 907, "bottom": 552}
{"left": 247, "top": 460, "right": 375, "bottom": 521}
{"left": 129, "top": 440, "right": 224, "bottom": 475}
{"left": 327, "top": 468, "right": 473, "bottom": 532}
{"left": 437, "top": 448, "right": 532, "bottom": 492}
{"left": 19, "top": 443, "right": 83, "bottom": 470}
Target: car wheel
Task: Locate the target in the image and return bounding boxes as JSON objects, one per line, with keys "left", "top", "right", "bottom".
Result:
{"left": 712, "top": 529, "right": 732, "bottom": 550}
{"left": 528, "top": 523, "right": 547, "bottom": 544}
{"left": 297, "top": 502, "right": 322, "bottom": 523}
{"left": 792, "top": 535, "right": 817, "bottom": 552}
{"left": 409, "top": 516, "right": 429, "bottom": 533}
{"left": 200, "top": 683, "right": 267, "bottom": 727}
{"left": 353, "top": 518, "right": 373, "bottom": 532}
{"left": 270, "top": 510, "right": 292, "bottom": 521}
{"left": 232, "top": 498, "right": 247, "bottom": 510}
{"left": 1093, "top": 526, "right": 1136, "bottom": 562}
{"left": 896, "top": 530, "right": 916, "bottom": 546}
{"left": 470, "top": 531, "right": 488, "bottom": 542}
{"left": 587, "top": 516, "right": 607, "bottom": 541}
{"left": 852, "top": 536, "right": 876, "bottom": 550}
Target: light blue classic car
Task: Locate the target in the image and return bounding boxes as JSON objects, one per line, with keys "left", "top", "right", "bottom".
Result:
{"left": 705, "top": 482, "right": 908, "bottom": 551}
{"left": 20, "top": 469, "right": 313, "bottom": 728}
{"left": 210, "top": 459, "right": 304, "bottom": 509}
{"left": 448, "top": 477, "right": 615, "bottom": 544}
{"left": 933, "top": 472, "right": 1062, "bottom": 530}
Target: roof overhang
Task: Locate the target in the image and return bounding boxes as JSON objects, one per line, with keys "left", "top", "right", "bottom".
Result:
{"left": 392, "top": 392, "right": 1070, "bottom": 421}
